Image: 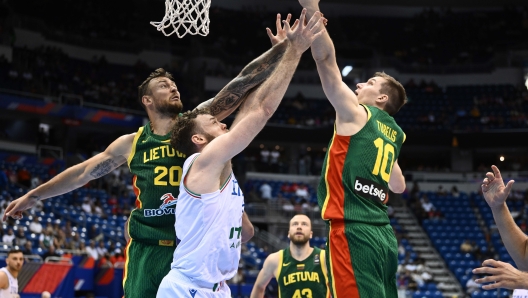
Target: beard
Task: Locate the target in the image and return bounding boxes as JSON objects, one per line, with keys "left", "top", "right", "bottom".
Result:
{"left": 289, "top": 232, "right": 311, "bottom": 246}
{"left": 153, "top": 99, "right": 183, "bottom": 118}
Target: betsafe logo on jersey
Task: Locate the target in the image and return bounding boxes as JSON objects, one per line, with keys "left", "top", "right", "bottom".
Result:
{"left": 353, "top": 177, "right": 389, "bottom": 204}
{"left": 144, "top": 193, "right": 178, "bottom": 217}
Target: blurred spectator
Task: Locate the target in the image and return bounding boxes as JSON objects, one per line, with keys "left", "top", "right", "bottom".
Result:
{"left": 465, "top": 274, "right": 481, "bottom": 293}
{"left": 29, "top": 217, "right": 43, "bottom": 234}
{"left": 77, "top": 242, "right": 88, "bottom": 255}
{"left": 2, "top": 228, "right": 14, "bottom": 244}
{"left": 96, "top": 240, "right": 108, "bottom": 257}
{"left": 42, "top": 245, "right": 60, "bottom": 260}
{"left": 14, "top": 227, "right": 27, "bottom": 246}
{"left": 451, "top": 186, "right": 460, "bottom": 198}
{"left": 420, "top": 196, "right": 435, "bottom": 214}
{"left": 110, "top": 249, "right": 125, "bottom": 265}
{"left": 98, "top": 253, "right": 113, "bottom": 268}
{"left": 270, "top": 148, "right": 280, "bottom": 173}
{"left": 82, "top": 196, "right": 93, "bottom": 214}
{"left": 39, "top": 229, "right": 53, "bottom": 249}
{"left": 17, "top": 167, "right": 31, "bottom": 188}
{"left": 259, "top": 182, "right": 272, "bottom": 200}
{"left": 460, "top": 239, "right": 474, "bottom": 253}
{"left": 295, "top": 183, "right": 309, "bottom": 200}
{"left": 260, "top": 147, "right": 270, "bottom": 172}
{"left": 22, "top": 241, "right": 33, "bottom": 255}
{"left": 86, "top": 240, "right": 99, "bottom": 260}
{"left": 30, "top": 176, "right": 42, "bottom": 189}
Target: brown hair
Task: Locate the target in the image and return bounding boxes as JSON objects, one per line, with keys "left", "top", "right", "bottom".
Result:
{"left": 375, "top": 71, "right": 407, "bottom": 115}
{"left": 170, "top": 108, "right": 211, "bottom": 156}
{"left": 7, "top": 249, "right": 23, "bottom": 256}
{"left": 137, "top": 68, "right": 175, "bottom": 109}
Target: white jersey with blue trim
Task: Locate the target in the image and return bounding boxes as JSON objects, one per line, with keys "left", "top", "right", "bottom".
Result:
{"left": 0, "top": 267, "right": 18, "bottom": 298}
{"left": 170, "top": 153, "right": 245, "bottom": 284}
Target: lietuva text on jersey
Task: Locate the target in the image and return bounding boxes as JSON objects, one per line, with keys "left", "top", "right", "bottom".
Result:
{"left": 143, "top": 145, "right": 185, "bottom": 163}
{"left": 127, "top": 123, "right": 185, "bottom": 246}
{"left": 283, "top": 271, "right": 321, "bottom": 286}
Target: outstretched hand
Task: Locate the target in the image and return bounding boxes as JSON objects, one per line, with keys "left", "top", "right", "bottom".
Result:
{"left": 473, "top": 259, "right": 527, "bottom": 290}
{"left": 266, "top": 13, "right": 292, "bottom": 46}
{"left": 481, "top": 165, "right": 515, "bottom": 209}
{"left": 2, "top": 194, "right": 39, "bottom": 221}
{"left": 284, "top": 9, "right": 326, "bottom": 54}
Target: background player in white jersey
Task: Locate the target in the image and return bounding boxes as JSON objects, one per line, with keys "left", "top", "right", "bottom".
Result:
{"left": 157, "top": 9, "right": 326, "bottom": 298}
{"left": 0, "top": 249, "right": 23, "bottom": 298}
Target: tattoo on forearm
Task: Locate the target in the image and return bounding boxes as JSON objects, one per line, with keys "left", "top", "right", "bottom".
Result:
{"left": 29, "top": 195, "right": 41, "bottom": 201}
{"left": 209, "top": 42, "right": 287, "bottom": 116}
{"left": 89, "top": 159, "right": 118, "bottom": 179}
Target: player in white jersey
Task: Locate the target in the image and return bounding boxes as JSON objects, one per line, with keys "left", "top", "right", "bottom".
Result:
{"left": 0, "top": 250, "right": 23, "bottom": 298}
{"left": 156, "top": 9, "right": 326, "bottom": 298}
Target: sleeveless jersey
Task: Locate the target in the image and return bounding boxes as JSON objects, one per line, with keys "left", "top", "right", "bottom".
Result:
{"left": 318, "top": 105, "right": 405, "bottom": 225}
{"left": 277, "top": 247, "right": 328, "bottom": 298}
{"left": 513, "top": 289, "right": 528, "bottom": 298}
{"left": 0, "top": 268, "right": 17, "bottom": 298}
{"left": 171, "top": 153, "right": 245, "bottom": 284}
{"left": 127, "top": 122, "right": 186, "bottom": 246}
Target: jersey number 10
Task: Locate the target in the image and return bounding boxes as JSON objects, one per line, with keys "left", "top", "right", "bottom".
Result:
{"left": 372, "top": 137, "right": 395, "bottom": 183}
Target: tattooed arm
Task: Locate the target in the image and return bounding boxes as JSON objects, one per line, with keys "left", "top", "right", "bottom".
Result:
{"left": 195, "top": 40, "right": 289, "bottom": 121}
{"left": 3, "top": 134, "right": 134, "bottom": 221}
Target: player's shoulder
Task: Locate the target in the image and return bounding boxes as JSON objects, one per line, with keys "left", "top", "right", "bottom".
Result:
{"left": 264, "top": 251, "right": 282, "bottom": 266}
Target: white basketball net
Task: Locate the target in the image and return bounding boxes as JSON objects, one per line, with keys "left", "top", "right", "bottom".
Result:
{"left": 150, "top": 0, "right": 211, "bottom": 38}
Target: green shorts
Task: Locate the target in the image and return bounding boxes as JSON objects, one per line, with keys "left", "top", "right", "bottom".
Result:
{"left": 325, "top": 221, "right": 398, "bottom": 298}
{"left": 123, "top": 239, "right": 176, "bottom": 298}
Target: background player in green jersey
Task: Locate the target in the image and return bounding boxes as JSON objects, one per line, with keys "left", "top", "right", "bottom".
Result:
{"left": 3, "top": 25, "right": 298, "bottom": 296}
{"left": 298, "top": 0, "right": 408, "bottom": 297}
{"left": 250, "top": 214, "right": 330, "bottom": 298}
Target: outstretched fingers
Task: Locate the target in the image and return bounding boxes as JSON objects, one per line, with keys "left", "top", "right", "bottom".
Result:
{"left": 298, "top": 8, "right": 307, "bottom": 29}
{"left": 309, "top": 16, "right": 326, "bottom": 35}
{"left": 306, "top": 11, "right": 322, "bottom": 30}
{"left": 3, "top": 203, "right": 15, "bottom": 221}
{"left": 491, "top": 165, "right": 502, "bottom": 179}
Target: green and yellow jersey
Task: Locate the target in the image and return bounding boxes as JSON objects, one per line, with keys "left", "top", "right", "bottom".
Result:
{"left": 276, "top": 247, "right": 329, "bottom": 298}
{"left": 127, "top": 122, "right": 186, "bottom": 246}
{"left": 318, "top": 105, "right": 405, "bottom": 225}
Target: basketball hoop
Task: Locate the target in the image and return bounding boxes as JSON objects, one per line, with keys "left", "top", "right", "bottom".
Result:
{"left": 150, "top": 0, "right": 211, "bottom": 38}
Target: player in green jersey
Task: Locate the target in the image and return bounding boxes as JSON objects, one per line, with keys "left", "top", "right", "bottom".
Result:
{"left": 251, "top": 214, "right": 329, "bottom": 298}
{"left": 3, "top": 25, "right": 298, "bottom": 296}
{"left": 297, "top": 0, "right": 408, "bottom": 297}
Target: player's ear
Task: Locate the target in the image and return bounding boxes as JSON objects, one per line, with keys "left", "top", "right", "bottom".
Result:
{"left": 142, "top": 95, "right": 153, "bottom": 107}
{"left": 310, "top": 231, "right": 313, "bottom": 239}
{"left": 377, "top": 94, "right": 389, "bottom": 103}
{"left": 191, "top": 134, "right": 207, "bottom": 145}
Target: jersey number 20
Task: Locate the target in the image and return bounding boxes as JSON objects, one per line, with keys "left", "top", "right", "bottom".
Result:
{"left": 154, "top": 166, "right": 182, "bottom": 186}
{"left": 372, "top": 138, "right": 395, "bottom": 183}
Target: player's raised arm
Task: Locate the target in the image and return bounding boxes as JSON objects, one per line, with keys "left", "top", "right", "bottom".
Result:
{"left": 481, "top": 165, "right": 528, "bottom": 270}
{"left": 193, "top": 10, "right": 325, "bottom": 169}
{"left": 195, "top": 32, "right": 290, "bottom": 121}
{"left": 250, "top": 252, "right": 281, "bottom": 298}
{"left": 298, "top": 0, "right": 360, "bottom": 124}
{"left": 3, "top": 134, "right": 134, "bottom": 221}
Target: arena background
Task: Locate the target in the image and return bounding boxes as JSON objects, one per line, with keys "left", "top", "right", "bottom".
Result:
{"left": 1, "top": 0, "right": 528, "bottom": 297}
